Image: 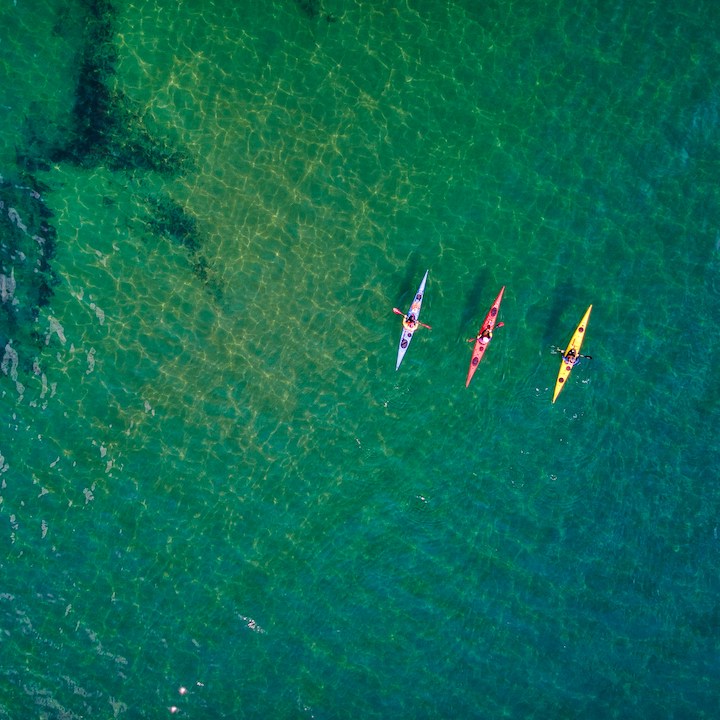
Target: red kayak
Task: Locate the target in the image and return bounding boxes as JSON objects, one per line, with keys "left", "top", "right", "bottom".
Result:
{"left": 466, "top": 286, "right": 505, "bottom": 387}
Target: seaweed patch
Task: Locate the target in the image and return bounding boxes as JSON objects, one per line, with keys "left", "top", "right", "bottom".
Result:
{"left": 294, "top": 0, "right": 337, "bottom": 22}
{"left": 145, "top": 193, "right": 215, "bottom": 285}
{"left": 35, "top": 0, "right": 188, "bottom": 175}
{"left": 0, "top": 174, "right": 60, "bottom": 378}
{"left": 146, "top": 194, "right": 201, "bottom": 254}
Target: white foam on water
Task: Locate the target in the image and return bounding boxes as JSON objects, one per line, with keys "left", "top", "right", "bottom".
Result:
{"left": 89, "top": 302, "right": 106, "bottom": 324}
{"left": 1, "top": 343, "right": 19, "bottom": 380}
{"left": 239, "top": 614, "right": 266, "bottom": 634}
{"left": 0, "top": 270, "right": 16, "bottom": 303}
{"left": 109, "top": 697, "right": 128, "bottom": 717}
{"left": 46, "top": 316, "right": 67, "bottom": 345}
{"left": 1, "top": 343, "right": 24, "bottom": 398}
{"left": 86, "top": 348, "right": 96, "bottom": 374}
{"left": 7, "top": 206, "right": 27, "bottom": 232}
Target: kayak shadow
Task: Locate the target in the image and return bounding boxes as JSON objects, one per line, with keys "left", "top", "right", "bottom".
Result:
{"left": 394, "top": 255, "right": 426, "bottom": 302}
{"left": 458, "top": 269, "right": 491, "bottom": 334}
{"left": 544, "top": 282, "right": 576, "bottom": 344}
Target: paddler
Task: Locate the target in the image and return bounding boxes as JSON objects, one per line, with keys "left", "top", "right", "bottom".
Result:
{"left": 564, "top": 348, "right": 578, "bottom": 366}
{"left": 553, "top": 346, "right": 592, "bottom": 364}
{"left": 403, "top": 313, "right": 419, "bottom": 332}
{"left": 392, "top": 307, "right": 431, "bottom": 331}
{"left": 466, "top": 327, "right": 494, "bottom": 344}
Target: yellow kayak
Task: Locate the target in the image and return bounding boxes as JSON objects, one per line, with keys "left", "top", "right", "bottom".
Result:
{"left": 552, "top": 305, "right": 592, "bottom": 403}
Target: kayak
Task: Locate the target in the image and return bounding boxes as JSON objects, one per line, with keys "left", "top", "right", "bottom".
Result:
{"left": 552, "top": 304, "right": 592, "bottom": 403}
{"left": 466, "top": 286, "right": 505, "bottom": 387}
{"left": 396, "top": 270, "right": 429, "bottom": 370}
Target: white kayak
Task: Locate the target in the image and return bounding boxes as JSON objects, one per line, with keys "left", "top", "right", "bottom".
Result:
{"left": 396, "top": 270, "right": 429, "bottom": 370}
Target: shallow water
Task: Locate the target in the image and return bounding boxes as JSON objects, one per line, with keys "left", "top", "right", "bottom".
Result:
{"left": 1, "top": 0, "right": 719, "bottom": 717}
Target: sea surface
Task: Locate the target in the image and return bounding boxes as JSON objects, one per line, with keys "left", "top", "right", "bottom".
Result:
{"left": 1, "top": 0, "right": 719, "bottom": 718}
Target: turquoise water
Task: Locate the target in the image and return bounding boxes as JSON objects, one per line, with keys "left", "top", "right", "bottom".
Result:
{"left": 1, "top": 0, "right": 719, "bottom": 717}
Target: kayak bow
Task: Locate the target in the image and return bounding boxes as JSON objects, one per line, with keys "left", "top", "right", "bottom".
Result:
{"left": 552, "top": 304, "right": 592, "bottom": 403}
{"left": 466, "top": 286, "right": 505, "bottom": 387}
{"left": 396, "top": 270, "right": 429, "bottom": 370}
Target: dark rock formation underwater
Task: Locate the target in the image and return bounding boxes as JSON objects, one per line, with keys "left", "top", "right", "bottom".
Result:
{"left": 3, "top": 0, "right": 218, "bottom": 387}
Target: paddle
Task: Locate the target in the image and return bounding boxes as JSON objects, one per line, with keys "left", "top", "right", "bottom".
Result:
{"left": 466, "top": 322, "right": 504, "bottom": 342}
{"left": 392, "top": 307, "right": 432, "bottom": 330}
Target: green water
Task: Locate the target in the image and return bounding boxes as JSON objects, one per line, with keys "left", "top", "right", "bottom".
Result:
{"left": 1, "top": 0, "right": 719, "bottom": 717}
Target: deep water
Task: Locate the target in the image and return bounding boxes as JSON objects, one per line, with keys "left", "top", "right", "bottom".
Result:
{"left": 1, "top": 1, "right": 719, "bottom": 718}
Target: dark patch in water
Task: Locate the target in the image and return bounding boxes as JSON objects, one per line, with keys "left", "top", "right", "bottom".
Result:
{"left": 296, "top": 0, "right": 321, "bottom": 18}
{"left": 10, "top": 0, "right": 219, "bottom": 365}
{"left": 0, "top": 174, "right": 60, "bottom": 354}
{"left": 18, "top": 0, "right": 188, "bottom": 176}
{"left": 294, "top": 0, "right": 337, "bottom": 23}
{"left": 458, "top": 269, "right": 492, "bottom": 334}
{"left": 144, "top": 194, "right": 223, "bottom": 298}
{"left": 146, "top": 194, "right": 201, "bottom": 254}
{"left": 146, "top": 195, "right": 216, "bottom": 286}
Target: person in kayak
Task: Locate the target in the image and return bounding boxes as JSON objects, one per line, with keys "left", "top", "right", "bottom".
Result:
{"left": 467, "top": 324, "right": 503, "bottom": 344}
{"left": 392, "top": 307, "right": 431, "bottom": 331}
{"left": 553, "top": 346, "right": 592, "bottom": 364}
{"left": 403, "top": 313, "right": 419, "bottom": 332}
{"left": 564, "top": 348, "right": 578, "bottom": 365}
